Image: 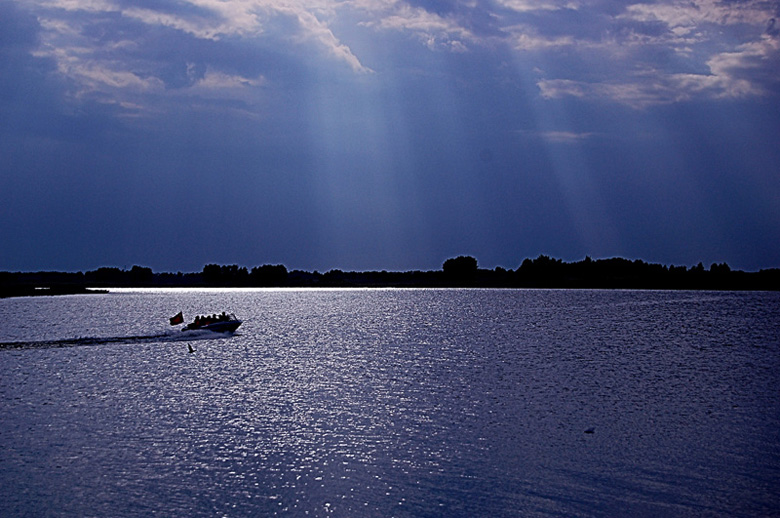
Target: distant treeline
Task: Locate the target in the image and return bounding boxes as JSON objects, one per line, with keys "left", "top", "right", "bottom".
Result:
{"left": 2, "top": 256, "right": 779, "bottom": 295}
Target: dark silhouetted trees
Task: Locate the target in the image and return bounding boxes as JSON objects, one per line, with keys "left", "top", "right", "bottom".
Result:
{"left": 443, "top": 256, "right": 478, "bottom": 286}
{"left": 249, "top": 264, "right": 288, "bottom": 286}
{"left": 202, "top": 264, "right": 249, "bottom": 286}
{"left": 2, "top": 256, "right": 779, "bottom": 296}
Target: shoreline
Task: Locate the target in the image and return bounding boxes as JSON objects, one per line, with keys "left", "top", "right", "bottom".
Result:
{"left": 0, "top": 286, "right": 109, "bottom": 299}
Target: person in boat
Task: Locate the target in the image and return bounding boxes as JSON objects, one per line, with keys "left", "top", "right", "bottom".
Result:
{"left": 187, "top": 313, "right": 232, "bottom": 329}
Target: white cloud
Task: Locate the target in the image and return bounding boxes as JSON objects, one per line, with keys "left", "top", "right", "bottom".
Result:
{"left": 284, "top": 6, "right": 373, "bottom": 73}
{"left": 70, "top": 62, "right": 162, "bottom": 91}
{"left": 531, "top": 0, "right": 780, "bottom": 106}
{"left": 496, "top": 0, "right": 580, "bottom": 13}
{"left": 194, "top": 69, "right": 266, "bottom": 90}
{"left": 537, "top": 62, "right": 766, "bottom": 109}
{"left": 18, "top": 0, "right": 780, "bottom": 111}
{"left": 621, "top": 0, "right": 772, "bottom": 30}
{"left": 31, "top": 0, "right": 371, "bottom": 75}
{"left": 706, "top": 35, "right": 780, "bottom": 96}
{"left": 505, "top": 25, "right": 575, "bottom": 50}
{"left": 537, "top": 79, "right": 587, "bottom": 99}
{"left": 538, "top": 76, "right": 695, "bottom": 108}
{"left": 121, "top": 7, "right": 233, "bottom": 41}
{"left": 361, "top": 3, "right": 474, "bottom": 51}
{"left": 33, "top": 0, "right": 116, "bottom": 13}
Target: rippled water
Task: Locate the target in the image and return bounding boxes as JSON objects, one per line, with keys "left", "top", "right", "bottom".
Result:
{"left": 1, "top": 289, "right": 779, "bottom": 517}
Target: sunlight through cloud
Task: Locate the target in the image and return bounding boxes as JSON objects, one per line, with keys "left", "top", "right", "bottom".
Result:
{"left": 3, "top": 0, "right": 780, "bottom": 271}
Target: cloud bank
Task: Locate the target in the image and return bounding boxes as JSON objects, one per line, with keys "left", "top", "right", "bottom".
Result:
{"left": 15, "top": 0, "right": 780, "bottom": 113}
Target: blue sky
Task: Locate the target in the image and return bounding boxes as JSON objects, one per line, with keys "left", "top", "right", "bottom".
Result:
{"left": 1, "top": 0, "right": 779, "bottom": 272}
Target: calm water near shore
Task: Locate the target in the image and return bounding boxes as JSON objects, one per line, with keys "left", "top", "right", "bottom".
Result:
{"left": 1, "top": 289, "right": 779, "bottom": 517}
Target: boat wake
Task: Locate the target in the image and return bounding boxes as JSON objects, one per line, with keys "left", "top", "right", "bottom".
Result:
{"left": 0, "top": 329, "right": 237, "bottom": 351}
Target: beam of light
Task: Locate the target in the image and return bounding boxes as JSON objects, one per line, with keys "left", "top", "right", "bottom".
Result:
{"left": 524, "top": 113, "right": 622, "bottom": 257}
{"left": 301, "top": 71, "right": 421, "bottom": 269}
{"left": 300, "top": 33, "right": 485, "bottom": 270}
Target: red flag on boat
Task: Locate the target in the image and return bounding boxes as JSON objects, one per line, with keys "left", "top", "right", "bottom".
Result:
{"left": 169, "top": 311, "right": 184, "bottom": 325}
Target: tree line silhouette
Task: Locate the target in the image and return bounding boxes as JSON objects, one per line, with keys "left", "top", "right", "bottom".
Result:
{"left": 2, "top": 255, "right": 779, "bottom": 296}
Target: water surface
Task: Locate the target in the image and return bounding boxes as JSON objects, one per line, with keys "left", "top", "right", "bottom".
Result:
{"left": 1, "top": 289, "right": 779, "bottom": 516}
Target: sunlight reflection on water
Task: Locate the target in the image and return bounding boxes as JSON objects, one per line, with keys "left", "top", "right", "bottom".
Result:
{"left": 1, "top": 289, "right": 779, "bottom": 516}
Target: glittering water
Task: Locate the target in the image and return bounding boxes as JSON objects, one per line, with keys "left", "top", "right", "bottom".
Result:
{"left": 1, "top": 289, "right": 779, "bottom": 517}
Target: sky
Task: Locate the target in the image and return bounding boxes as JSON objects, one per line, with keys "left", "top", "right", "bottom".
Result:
{"left": 1, "top": 0, "right": 779, "bottom": 273}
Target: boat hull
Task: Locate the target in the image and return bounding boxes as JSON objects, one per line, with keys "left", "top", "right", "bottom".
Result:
{"left": 184, "top": 320, "right": 242, "bottom": 333}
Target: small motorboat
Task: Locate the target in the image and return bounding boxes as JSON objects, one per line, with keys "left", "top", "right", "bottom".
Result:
{"left": 185, "top": 318, "right": 242, "bottom": 333}
{"left": 171, "top": 312, "right": 242, "bottom": 333}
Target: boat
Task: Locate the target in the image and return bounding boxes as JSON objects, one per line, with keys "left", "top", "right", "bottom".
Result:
{"left": 184, "top": 317, "right": 242, "bottom": 333}
{"left": 170, "top": 312, "right": 242, "bottom": 333}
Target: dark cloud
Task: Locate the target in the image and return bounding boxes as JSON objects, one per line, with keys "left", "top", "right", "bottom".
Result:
{"left": 767, "top": 17, "right": 779, "bottom": 36}
{"left": 0, "top": 4, "right": 74, "bottom": 142}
